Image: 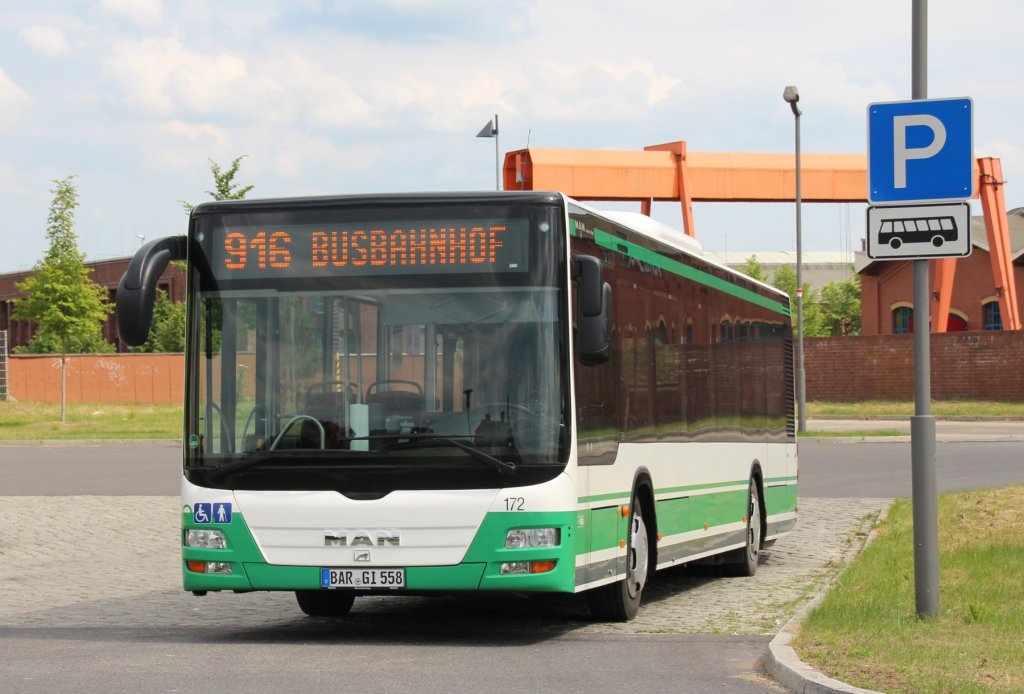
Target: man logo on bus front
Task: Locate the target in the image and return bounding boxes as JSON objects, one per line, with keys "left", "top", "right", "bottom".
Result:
{"left": 324, "top": 530, "right": 401, "bottom": 547}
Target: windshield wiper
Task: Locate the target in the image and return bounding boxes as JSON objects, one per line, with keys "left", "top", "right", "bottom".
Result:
{"left": 352, "top": 433, "right": 517, "bottom": 476}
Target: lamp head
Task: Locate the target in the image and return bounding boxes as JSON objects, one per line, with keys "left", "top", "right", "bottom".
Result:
{"left": 783, "top": 85, "right": 801, "bottom": 116}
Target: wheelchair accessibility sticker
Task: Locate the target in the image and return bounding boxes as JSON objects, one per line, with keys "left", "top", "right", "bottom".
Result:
{"left": 193, "top": 502, "right": 232, "bottom": 524}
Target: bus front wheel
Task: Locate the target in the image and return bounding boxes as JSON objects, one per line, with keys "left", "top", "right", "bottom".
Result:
{"left": 726, "top": 477, "right": 762, "bottom": 577}
{"left": 586, "top": 493, "right": 650, "bottom": 621}
{"left": 295, "top": 590, "right": 355, "bottom": 617}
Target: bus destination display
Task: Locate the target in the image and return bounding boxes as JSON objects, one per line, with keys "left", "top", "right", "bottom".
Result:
{"left": 212, "top": 219, "right": 530, "bottom": 279}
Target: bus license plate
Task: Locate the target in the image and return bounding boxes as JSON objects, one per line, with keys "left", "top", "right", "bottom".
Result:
{"left": 321, "top": 568, "right": 406, "bottom": 589}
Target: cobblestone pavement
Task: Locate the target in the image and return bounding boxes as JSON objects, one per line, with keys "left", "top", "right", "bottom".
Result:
{"left": 0, "top": 496, "right": 890, "bottom": 636}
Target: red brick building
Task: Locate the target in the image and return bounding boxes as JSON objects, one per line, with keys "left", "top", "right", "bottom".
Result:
{"left": 0, "top": 256, "right": 186, "bottom": 352}
{"left": 857, "top": 208, "right": 1024, "bottom": 334}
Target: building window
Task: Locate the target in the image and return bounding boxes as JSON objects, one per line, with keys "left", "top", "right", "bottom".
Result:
{"left": 893, "top": 306, "right": 913, "bottom": 334}
{"left": 946, "top": 313, "right": 968, "bottom": 332}
{"left": 983, "top": 301, "right": 1003, "bottom": 331}
{"left": 655, "top": 320, "right": 669, "bottom": 346}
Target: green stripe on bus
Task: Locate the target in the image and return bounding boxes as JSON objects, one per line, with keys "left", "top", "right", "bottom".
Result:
{"left": 592, "top": 228, "right": 791, "bottom": 317}
{"left": 764, "top": 483, "right": 798, "bottom": 513}
{"left": 580, "top": 476, "right": 796, "bottom": 505}
{"left": 578, "top": 490, "right": 632, "bottom": 504}
{"left": 655, "top": 479, "right": 747, "bottom": 496}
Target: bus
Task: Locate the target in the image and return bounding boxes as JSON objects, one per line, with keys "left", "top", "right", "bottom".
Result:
{"left": 877, "top": 215, "right": 958, "bottom": 250}
{"left": 117, "top": 191, "right": 797, "bottom": 621}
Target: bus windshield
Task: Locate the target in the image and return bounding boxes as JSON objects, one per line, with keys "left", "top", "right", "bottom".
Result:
{"left": 185, "top": 198, "right": 569, "bottom": 492}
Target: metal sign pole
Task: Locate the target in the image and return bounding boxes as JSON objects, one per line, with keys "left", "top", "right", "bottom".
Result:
{"left": 911, "top": 0, "right": 941, "bottom": 619}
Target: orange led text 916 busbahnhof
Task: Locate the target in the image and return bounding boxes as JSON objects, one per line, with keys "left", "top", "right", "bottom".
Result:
{"left": 222, "top": 225, "right": 509, "bottom": 271}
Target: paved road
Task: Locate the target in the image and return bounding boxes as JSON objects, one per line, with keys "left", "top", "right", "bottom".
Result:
{"left": 1, "top": 432, "right": 1020, "bottom": 692}
{"left": 0, "top": 493, "right": 882, "bottom": 693}
{"left": 799, "top": 440, "right": 1024, "bottom": 497}
{"left": 0, "top": 442, "right": 181, "bottom": 495}
{"left": 4, "top": 430, "right": 1023, "bottom": 498}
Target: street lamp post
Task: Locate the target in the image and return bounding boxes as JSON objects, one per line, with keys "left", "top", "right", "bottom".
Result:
{"left": 476, "top": 115, "right": 501, "bottom": 191}
{"left": 783, "top": 85, "right": 806, "bottom": 433}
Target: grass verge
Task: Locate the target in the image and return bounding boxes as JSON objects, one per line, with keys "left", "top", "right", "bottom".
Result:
{"left": 795, "top": 485, "right": 1024, "bottom": 693}
{"left": 0, "top": 401, "right": 182, "bottom": 440}
{"left": 802, "top": 429, "right": 906, "bottom": 438}
{"left": 808, "top": 400, "right": 1024, "bottom": 418}
{"left": 0, "top": 398, "right": 1017, "bottom": 441}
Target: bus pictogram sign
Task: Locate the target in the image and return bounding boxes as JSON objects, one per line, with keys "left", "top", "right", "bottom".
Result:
{"left": 866, "top": 202, "right": 971, "bottom": 260}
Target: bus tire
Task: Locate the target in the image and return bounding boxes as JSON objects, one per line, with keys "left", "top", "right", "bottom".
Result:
{"left": 889, "top": 238, "right": 902, "bottom": 250}
{"left": 295, "top": 590, "right": 355, "bottom": 617}
{"left": 726, "top": 477, "right": 762, "bottom": 577}
{"left": 586, "top": 491, "right": 651, "bottom": 621}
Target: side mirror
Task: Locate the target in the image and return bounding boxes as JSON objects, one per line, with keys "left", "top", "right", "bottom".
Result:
{"left": 116, "top": 236, "right": 187, "bottom": 346}
{"left": 572, "top": 255, "right": 612, "bottom": 365}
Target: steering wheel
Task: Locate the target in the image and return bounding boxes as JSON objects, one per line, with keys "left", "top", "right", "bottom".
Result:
{"left": 268, "top": 415, "right": 326, "bottom": 450}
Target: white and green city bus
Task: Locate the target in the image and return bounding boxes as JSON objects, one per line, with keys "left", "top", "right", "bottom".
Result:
{"left": 117, "top": 191, "right": 797, "bottom": 621}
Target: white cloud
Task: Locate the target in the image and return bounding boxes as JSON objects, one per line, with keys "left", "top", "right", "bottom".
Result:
{"left": 0, "top": 69, "right": 31, "bottom": 126}
{"left": 2, "top": 0, "right": 1024, "bottom": 274}
{"left": 103, "top": 36, "right": 275, "bottom": 117}
{"left": 270, "top": 53, "right": 373, "bottom": 129}
{"left": 19, "top": 25, "right": 71, "bottom": 57}
{"left": 100, "top": 0, "right": 163, "bottom": 27}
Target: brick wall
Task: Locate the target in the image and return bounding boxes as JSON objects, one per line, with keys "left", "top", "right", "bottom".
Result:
{"left": 805, "top": 330, "right": 1024, "bottom": 401}
{"left": 9, "top": 332, "right": 1023, "bottom": 405}
{"left": 9, "top": 354, "right": 185, "bottom": 404}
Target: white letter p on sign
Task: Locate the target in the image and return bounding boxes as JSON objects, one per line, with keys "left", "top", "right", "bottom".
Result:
{"left": 893, "top": 114, "right": 946, "bottom": 189}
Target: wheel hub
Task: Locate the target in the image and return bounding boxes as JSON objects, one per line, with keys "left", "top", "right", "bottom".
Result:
{"left": 627, "top": 512, "right": 649, "bottom": 598}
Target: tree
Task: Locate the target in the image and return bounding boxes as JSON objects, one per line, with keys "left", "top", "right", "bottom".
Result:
{"left": 180, "top": 155, "right": 254, "bottom": 213}
{"left": 144, "top": 156, "right": 254, "bottom": 352}
{"left": 769, "top": 263, "right": 861, "bottom": 337}
{"left": 770, "top": 264, "right": 824, "bottom": 337}
{"left": 817, "top": 273, "right": 862, "bottom": 336}
{"left": 128, "top": 290, "right": 187, "bottom": 352}
{"left": 13, "top": 176, "right": 113, "bottom": 421}
{"left": 13, "top": 177, "right": 113, "bottom": 355}
{"left": 739, "top": 255, "right": 769, "bottom": 283}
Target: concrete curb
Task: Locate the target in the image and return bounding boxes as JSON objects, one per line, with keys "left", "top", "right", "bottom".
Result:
{"left": 810, "top": 415, "right": 1024, "bottom": 422}
{"left": 766, "top": 503, "right": 893, "bottom": 694}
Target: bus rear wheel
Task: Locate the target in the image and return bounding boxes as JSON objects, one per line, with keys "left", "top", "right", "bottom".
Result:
{"left": 586, "top": 495, "right": 650, "bottom": 621}
{"left": 295, "top": 590, "right": 355, "bottom": 617}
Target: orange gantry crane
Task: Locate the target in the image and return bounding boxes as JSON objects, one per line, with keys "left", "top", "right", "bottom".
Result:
{"left": 503, "top": 142, "right": 1020, "bottom": 332}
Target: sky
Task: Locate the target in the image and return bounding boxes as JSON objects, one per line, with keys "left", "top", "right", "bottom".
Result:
{"left": 1, "top": 0, "right": 1022, "bottom": 274}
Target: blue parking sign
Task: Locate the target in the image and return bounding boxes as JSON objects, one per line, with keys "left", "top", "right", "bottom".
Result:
{"left": 868, "top": 97, "right": 973, "bottom": 204}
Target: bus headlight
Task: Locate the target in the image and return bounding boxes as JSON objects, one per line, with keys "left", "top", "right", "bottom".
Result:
{"left": 500, "top": 560, "right": 557, "bottom": 575}
{"left": 185, "top": 529, "right": 227, "bottom": 549}
{"left": 505, "top": 528, "right": 560, "bottom": 549}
